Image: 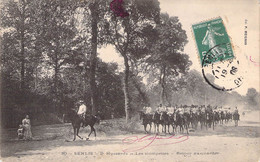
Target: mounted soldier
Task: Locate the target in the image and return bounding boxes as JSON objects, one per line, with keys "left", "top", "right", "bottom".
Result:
{"left": 77, "top": 100, "right": 88, "bottom": 127}
{"left": 159, "top": 104, "right": 166, "bottom": 114}
{"left": 233, "top": 107, "right": 240, "bottom": 127}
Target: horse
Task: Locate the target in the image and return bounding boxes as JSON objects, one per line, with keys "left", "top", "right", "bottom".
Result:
{"left": 198, "top": 111, "right": 206, "bottom": 130}
{"left": 166, "top": 113, "right": 175, "bottom": 134}
{"left": 174, "top": 112, "right": 189, "bottom": 134}
{"left": 139, "top": 111, "right": 153, "bottom": 133}
{"left": 160, "top": 112, "right": 170, "bottom": 134}
{"left": 205, "top": 111, "right": 214, "bottom": 130}
{"left": 233, "top": 112, "right": 240, "bottom": 127}
{"left": 64, "top": 109, "right": 100, "bottom": 141}
{"left": 184, "top": 112, "right": 191, "bottom": 128}
{"left": 190, "top": 112, "right": 199, "bottom": 130}
{"left": 227, "top": 112, "right": 232, "bottom": 122}
{"left": 220, "top": 111, "right": 225, "bottom": 124}
{"left": 153, "top": 111, "right": 161, "bottom": 133}
{"left": 213, "top": 111, "right": 220, "bottom": 125}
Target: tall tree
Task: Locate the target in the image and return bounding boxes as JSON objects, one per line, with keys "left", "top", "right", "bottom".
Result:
{"left": 37, "top": 0, "right": 81, "bottom": 113}
{"left": 88, "top": 1, "right": 99, "bottom": 115}
{"left": 0, "top": 0, "right": 40, "bottom": 107}
{"left": 75, "top": 0, "right": 110, "bottom": 115}
{"left": 107, "top": 0, "right": 160, "bottom": 122}
{"left": 143, "top": 13, "right": 191, "bottom": 106}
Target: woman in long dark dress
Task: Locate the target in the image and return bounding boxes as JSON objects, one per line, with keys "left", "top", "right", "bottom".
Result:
{"left": 22, "top": 115, "right": 32, "bottom": 140}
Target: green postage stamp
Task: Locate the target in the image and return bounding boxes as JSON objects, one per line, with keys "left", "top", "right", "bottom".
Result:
{"left": 192, "top": 17, "right": 234, "bottom": 66}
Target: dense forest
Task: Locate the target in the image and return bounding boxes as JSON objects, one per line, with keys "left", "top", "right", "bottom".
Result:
{"left": 1, "top": 0, "right": 259, "bottom": 128}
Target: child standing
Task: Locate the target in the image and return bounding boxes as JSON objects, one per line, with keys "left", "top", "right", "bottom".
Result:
{"left": 17, "top": 124, "right": 24, "bottom": 140}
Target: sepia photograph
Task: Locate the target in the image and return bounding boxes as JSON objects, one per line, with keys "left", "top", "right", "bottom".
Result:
{"left": 0, "top": 0, "right": 259, "bottom": 161}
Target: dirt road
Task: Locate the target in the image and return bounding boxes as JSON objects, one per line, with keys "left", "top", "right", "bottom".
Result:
{"left": 1, "top": 114, "right": 260, "bottom": 162}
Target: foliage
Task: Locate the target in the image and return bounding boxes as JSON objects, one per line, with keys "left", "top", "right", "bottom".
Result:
{"left": 143, "top": 13, "right": 192, "bottom": 105}
{"left": 106, "top": 0, "right": 161, "bottom": 122}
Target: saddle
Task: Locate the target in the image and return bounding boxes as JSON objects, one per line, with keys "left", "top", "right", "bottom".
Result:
{"left": 79, "top": 114, "right": 92, "bottom": 127}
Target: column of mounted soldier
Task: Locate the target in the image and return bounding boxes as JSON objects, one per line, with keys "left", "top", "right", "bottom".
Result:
{"left": 139, "top": 104, "right": 240, "bottom": 134}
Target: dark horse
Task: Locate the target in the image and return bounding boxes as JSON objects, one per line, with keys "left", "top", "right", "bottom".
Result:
{"left": 205, "top": 111, "right": 214, "bottom": 130}
{"left": 190, "top": 112, "right": 199, "bottom": 130}
{"left": 153, "top": 111, "right": 161, "bottom": 133}
{"left": 139, "top": 111, "right": 153, "bottom": 133}
{"left": 198, "top": 111, "right": 206, "bottom": 130}
{"left": 174, "top": 112, "right": 189, "bottom": 134}
{"left": 233, "top": 112, "right": 240, "bottom": 127}
{"left": 160, "top": 112, "right": 171, "bottom": 134}
{"left": 64, "top": 109, "right": 100, "bottom": 141}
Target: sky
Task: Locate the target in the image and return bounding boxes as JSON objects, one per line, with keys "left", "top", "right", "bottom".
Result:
{"left": 98, "top": 0, "right": 259, "bottom": 96}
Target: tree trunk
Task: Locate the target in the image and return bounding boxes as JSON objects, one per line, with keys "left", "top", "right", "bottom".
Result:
{"left": 132, "top": 76, "right": 149, "bottom": 105}
{"left": 160, "top": 66, "right": 166, "bottom": 106}
{"left": 20, "top": 32, "right": 25, "bottom": 92}
{"left": 20, "top": 0, "right": 26, "bottom": 108}
{"left": 123, "top": 54, "right": 131, "bottom": 123}
{"left": 89, "top": 1, "right": 99, "bottom": 115}
{"left": 54, "top": 53, "right": 59, "bottom": 113}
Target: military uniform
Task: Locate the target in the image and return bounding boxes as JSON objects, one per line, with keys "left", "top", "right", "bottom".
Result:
{"left": 167, "top": 107, "right": 174, "bottom": 114}
{"left": 145, "top": 107, "right": 152, "bottom": 114}
{"left": 159, "top": 106, "right": 166, "bottom": 113}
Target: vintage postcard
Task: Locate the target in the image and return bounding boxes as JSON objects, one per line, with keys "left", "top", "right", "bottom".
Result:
{"left": 1, "top": 0, "right": 259, "bottom": 162}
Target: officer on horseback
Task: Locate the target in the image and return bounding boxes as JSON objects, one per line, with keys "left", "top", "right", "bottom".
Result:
{"left": 159, "top": 104, "right": 166, "bottom": 113}
{"left": 77, "top": 100, "right": 87, "bottom": 127}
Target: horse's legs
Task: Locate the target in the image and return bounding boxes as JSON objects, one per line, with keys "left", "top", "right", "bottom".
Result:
{"left": 144, "top": 124, "right": 148, "bottom": 133}
{"left": 171, "top": 124, "right": 175, "bottom": 134}
{"left": 76, "top": 127, "right": 83, "bottom": 139}
{"left": 93, "top": 126, "right": 96, "bottom": 140}
{"left": 88, "top": 127, "right": 93, "bottom": 138}
{"left": 73, "top": 127, "right": 76, "bottom": 141}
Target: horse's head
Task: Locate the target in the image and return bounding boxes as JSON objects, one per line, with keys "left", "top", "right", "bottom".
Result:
{"left": 152, "top": 111, "right": 160, "bottom": 121}
{"left": 94, "top": 111, "right": 103, "bottom": 124}
{"left": 161, "top": 112, "right": 168, "bottom": 119}
{"left": 95, "top": 115, "right": 101, "bottom": 124}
